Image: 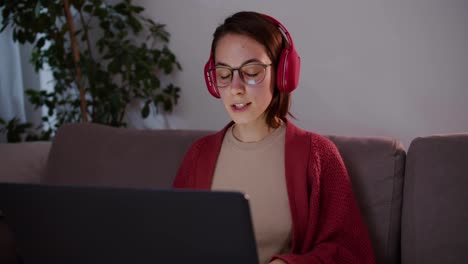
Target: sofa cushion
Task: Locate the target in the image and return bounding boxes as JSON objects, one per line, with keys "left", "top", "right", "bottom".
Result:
{"left": 402, "top": 134, "right": 468, "bottom": 264}
{"left": 0, "top": 142, "right": 51, "bottom": 183}
{"left": 43, "top": 123, "right": 212, "bottom": 188}
{"left": 328, "top": 135, "right": 405, "bottom": 264}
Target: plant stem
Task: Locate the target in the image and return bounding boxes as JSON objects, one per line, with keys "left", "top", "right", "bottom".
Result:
{"left": 79, "top": 9, "right": 97, "bottom": 121}
{"left": 63, "top": 0, "right": 88, "bottom": 122}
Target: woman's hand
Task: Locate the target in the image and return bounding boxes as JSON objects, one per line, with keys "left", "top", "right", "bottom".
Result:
{"left": 269, "top": 259, "right": 287, "bottom": 264}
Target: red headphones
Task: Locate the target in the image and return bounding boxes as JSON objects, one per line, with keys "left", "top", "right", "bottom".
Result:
{"left": 204, "top": 14, "right": 301, "bottom": 98}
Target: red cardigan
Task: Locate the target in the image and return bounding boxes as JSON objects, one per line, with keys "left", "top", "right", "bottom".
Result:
{"left": 173, "top": 121, "right": 375, "bottom": 264}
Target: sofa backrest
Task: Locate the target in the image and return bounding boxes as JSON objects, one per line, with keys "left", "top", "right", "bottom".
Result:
{"left": 43, "top": 123, "right": 212, "bottom": 188}
{"left": 401, "top": 134, "right": 468, "bottom": 264}
{"left": 328, "top": 135, "right": 405, "bottom": 264}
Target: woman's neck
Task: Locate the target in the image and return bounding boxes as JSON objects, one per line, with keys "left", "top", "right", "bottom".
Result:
{"left": 232, "top": 120, "right": 277, "bottom": 143}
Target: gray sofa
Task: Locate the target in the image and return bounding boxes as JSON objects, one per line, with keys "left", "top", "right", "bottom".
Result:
{"left": 0, "top": 123, "right": 467, "bottom": 264}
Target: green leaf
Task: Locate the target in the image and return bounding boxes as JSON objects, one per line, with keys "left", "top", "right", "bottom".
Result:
{"left": 163, "top": 98, "right": 172, "bottom": 112}
{"left": 36, "top": 37, "right": 46, "bottom": 49}
{"left": 154, "top": 94, "right": 164, "bottom": 104}
{"left": 71, "top": 0, "right": 86, "bottom": 10}
{"left": 131, "top": 6, "right": 144, "bottom": 14}
{"left": 83, "top": 4, "right": 94, "bottom": 13}
{"left": 141, "top": 100, "right": 151, "bottom": 118}
{"left": 114, "top": 3, "right": 128, "bottom": 14}
{"left": 127, "top": 15, "right": 142, "bottom": 33}
{"left": 0, "top": 22, "right": 8, "bottom": 33}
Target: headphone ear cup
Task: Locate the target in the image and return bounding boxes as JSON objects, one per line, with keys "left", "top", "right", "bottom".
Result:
{"left": 204, "top": 54, "right": 220, "bottom": 98}
{"left": 276, "top": 47, "right": 301, "bottom": 93}
{"left": 276, "top": 49, "right": 287, "bottom": 93}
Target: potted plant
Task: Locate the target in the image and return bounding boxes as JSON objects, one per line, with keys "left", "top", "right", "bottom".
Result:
{"left": 0, "top": 0, "right": 181, "bottom": 141}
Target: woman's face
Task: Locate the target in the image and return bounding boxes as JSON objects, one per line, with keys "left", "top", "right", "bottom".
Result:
{"left": 214, "top": 33, "right": 274, "bottom": 127}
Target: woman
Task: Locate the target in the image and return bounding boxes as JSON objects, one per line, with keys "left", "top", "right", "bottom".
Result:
{"left": 173, "top": 11, "right": 375, "bottom": 264}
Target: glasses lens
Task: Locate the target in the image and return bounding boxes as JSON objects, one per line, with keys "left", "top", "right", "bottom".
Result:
{"left": 240, "top": 64, "right": 266, "bottom": 85}
{"left": 214, "top": 67, "right": 232, "bottom": 88}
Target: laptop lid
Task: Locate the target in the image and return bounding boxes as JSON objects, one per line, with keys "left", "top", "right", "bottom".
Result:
{"left": 0, "top": 183, "right": 259, "bottom": 264}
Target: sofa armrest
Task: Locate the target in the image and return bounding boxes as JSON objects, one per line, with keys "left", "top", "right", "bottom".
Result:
{"left": 402, "top": 133, "right": 468, "bottom": 264}
{"left": 0, "top": 142, "right": 51, "bottom": 183}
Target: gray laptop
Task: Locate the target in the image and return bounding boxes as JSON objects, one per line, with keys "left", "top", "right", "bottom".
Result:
{"left": 0, "top": 183, "right": 258, "bottom": 264}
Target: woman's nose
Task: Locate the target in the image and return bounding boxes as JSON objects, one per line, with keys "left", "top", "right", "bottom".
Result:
{"left": 230, "top": 70, "right": 245, "bottom": 95}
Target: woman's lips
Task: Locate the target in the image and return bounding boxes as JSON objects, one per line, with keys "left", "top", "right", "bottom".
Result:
{"left": 231, "top": 102, "right": 251, "bottom": 112}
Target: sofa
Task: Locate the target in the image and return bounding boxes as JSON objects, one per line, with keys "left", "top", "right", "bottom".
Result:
{"left": 0, "top": 122, "right": 467, "bottom": 264}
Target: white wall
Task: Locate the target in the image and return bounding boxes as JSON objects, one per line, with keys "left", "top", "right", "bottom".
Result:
{"left": 136, "top": 0, "right": 468, "bottom": 148}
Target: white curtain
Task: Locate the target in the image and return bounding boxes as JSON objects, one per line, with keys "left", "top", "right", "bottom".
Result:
{"left": 0, "top": 22, "right": 43, "bottom": 142}
{"left": 0, "top": 25, "right": 27, "bottom": 125}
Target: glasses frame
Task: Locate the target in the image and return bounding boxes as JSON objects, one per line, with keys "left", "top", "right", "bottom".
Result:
{"left": 210, "top": 62, "right": 272, "bottom": 88}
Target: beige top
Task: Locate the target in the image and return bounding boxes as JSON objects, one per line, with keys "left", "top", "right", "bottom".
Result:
{"left": 211, "top": 125, "right": 292, "bottom": 264}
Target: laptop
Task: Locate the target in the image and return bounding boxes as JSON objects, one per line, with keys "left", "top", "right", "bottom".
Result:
{"left": 0, "top": 183, "right": 259, "bottom": 264}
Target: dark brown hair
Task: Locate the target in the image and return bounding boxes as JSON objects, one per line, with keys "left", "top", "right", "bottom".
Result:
{"left": 211, "top": 11, "right": 293, "bottom": 128}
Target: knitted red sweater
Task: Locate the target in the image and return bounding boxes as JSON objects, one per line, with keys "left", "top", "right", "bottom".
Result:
{"left": 173, "top": 121, "right": 375, "bottom": 264}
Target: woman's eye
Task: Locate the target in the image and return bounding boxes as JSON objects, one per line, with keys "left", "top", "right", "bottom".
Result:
{"left": 219, "top": 74, "right": 231, "bottom": 80}
{"left": 244, "top": 72, "right": 259, "bottom": 78}
{"left": 242, "top": 65, "right": 263, "bottom": 78}
{"left": 216, "top": 68, "right": 232, "bottom": 80}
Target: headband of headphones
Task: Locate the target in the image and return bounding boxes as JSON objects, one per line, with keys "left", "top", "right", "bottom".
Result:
{"left": 204, "top": 13, "right": 301, "bottom": 98}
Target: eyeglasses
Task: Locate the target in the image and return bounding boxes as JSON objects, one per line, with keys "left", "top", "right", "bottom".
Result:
{"left": 210, "top": 63, "right": 272, "bottom": 88}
